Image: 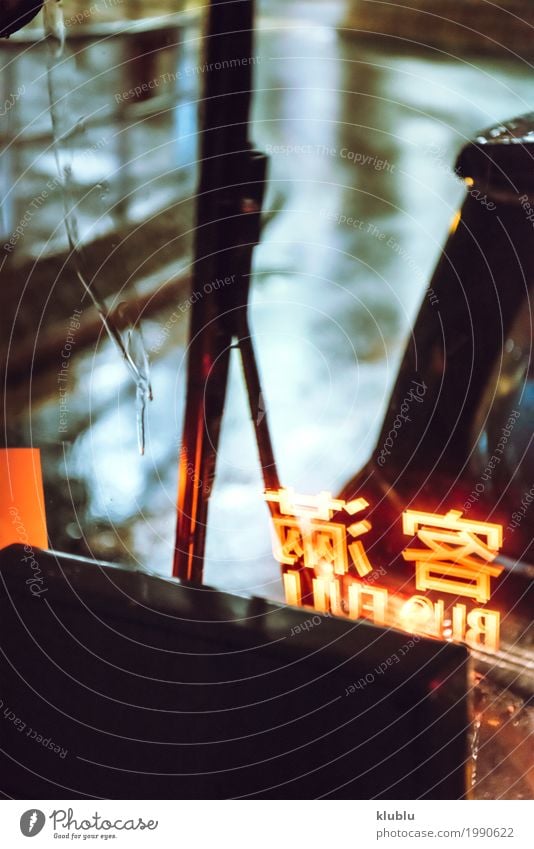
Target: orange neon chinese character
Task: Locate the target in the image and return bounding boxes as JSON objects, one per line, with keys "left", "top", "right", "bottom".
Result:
{"left": 402, "top": 509, "right": 503, "bottom": 604}
{"left": 265, "top": 488, "right": 373, "bottom": 577}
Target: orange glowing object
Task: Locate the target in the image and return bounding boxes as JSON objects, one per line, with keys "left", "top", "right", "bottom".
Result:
{"left": 449, "top": 209, "right": 462, "bottom": 234}
{"left": 348, "top": 582, "right": 388, "bottom": 625}
{"left": 269, "top": 491, "right": 504, "bottom": 653}
{"left": 265, "top": 488, "right": 346, "bottom": 520}
{"left": 400, "top": 595, "right": 444, "bottom": 636}
{"left": 266, "top": 488, "right": 373, "bottom": 577}
{"left": 454, "top": 604, "right": 500, "bottom": 652}
{"left": 0, "top": 448, "right": 48, "bottom": 551}
{"left": 402, "top": 509, "right": 503, "bottom": 604}
{"left": 283, "top": 570, "right": 302, "bottom": 607}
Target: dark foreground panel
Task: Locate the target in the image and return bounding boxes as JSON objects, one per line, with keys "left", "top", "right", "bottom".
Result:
{"left": 0, "top": 546, "right": 470, "bottom": 799}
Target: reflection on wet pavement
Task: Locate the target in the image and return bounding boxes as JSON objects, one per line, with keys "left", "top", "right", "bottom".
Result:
{"left": 5, "top": 5, "right": 534, "bottom": 596}
{"left": 472, "top": 675, "right": 534, "bottom": 799}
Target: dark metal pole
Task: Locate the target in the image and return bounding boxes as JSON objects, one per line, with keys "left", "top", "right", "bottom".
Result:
{"left": 173, "top": 0, "right": 280, "bottom": 582}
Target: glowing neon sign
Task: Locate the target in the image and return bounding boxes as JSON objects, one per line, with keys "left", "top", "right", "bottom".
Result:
{"left": 266, "top": 489, "right": 503, "bottom": 652}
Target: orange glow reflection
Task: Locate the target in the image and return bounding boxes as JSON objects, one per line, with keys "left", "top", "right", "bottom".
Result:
{"left": 268, "top": 490, "right": 504, "bottom": 653}
{"left": 402, "top": 509, "right": 503, "bottom": 604}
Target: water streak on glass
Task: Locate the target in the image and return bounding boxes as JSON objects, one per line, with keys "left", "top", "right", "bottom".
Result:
{"left": 43, "top": 0, "right": 153, "bottom": 454}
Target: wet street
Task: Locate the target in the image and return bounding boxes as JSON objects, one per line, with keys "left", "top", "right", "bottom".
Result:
{"left": 5, "top": 3, "right": 534, "bottom": 588}
{"left": 2, "top": 1, "right": 534, "bottom": 799}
